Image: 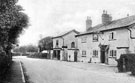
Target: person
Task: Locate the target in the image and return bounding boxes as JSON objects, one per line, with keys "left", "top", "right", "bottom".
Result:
{"left": 69, "top": 55, "right": 71, "bottom": 62}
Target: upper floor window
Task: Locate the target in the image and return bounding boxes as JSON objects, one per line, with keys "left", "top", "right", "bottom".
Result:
{"left": 81, "top": 37, "right": 87, "bottom": 43}
{"left": 93, "top": 50, "right": 98, "bottom": 57}
{"left": 71, "top": 42, "right": 75, "bottom": 48}
{"left": 110, "top": 50, "right": 117, "bottom": 57}
{"left": 109, "top": 32, "right": 116, "bottom": 40}
{"left": 93, "top": 34, "right": 98, "bottom": 42}
{"left": 56, "top": 40, "right": 59, "bottom": 46}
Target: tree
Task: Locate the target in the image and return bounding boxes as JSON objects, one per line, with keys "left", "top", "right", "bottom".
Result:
{"left": 13, "top": 45, "right": 38, "bottom": 54}
{"left": 38, "top": 36, "right": 53, "bottom": 52}
{"left": 0, "top": 0, "right": 29, "bottom": 54}
{"left": 26, "top": 45, "right": 38, "bottom": 53}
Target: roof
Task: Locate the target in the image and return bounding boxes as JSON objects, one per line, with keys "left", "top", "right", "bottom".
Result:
{"left": 76, "top": 15, "right": 135, "bottom": 37}
{"left": 53, "top": 29, "right": 80, "bottom": 39}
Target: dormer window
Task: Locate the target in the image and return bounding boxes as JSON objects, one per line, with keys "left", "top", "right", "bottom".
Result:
{"left": 93, "top": 34, "right": 98, "bottom": 42}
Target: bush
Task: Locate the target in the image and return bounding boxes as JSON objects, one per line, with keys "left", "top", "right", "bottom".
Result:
{"left": 131, "top": 64, "right": 135, "bottom": 75}
{"left": 117, "top": 54, "right": 135, "bottom": 73}
{"left": 27, "top": 52, "right": 48, "bottom": 59}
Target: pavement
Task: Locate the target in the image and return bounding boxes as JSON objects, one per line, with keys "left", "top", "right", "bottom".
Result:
{"left": 1, "top": 57, "right": 24, "bottom": 83}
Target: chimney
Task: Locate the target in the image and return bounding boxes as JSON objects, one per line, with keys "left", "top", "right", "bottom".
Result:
{"left": 86, "top": 16, "right": 92, "bottom": 31}
{"left": 102, "top": 10, "right": 112, "bottom": 25}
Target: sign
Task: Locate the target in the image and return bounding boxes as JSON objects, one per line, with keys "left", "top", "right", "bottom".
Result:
{"left": 62, "top": 46, "right": 67, "bottom": 48}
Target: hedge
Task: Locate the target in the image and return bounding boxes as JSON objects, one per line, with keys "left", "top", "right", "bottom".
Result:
{"left": 27, "top": 52, "right": 49, "bottom": 59}
{"left": 0, "top": 52, "right": 12, "bottom": 80}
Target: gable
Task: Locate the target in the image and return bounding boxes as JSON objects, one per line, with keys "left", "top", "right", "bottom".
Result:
{"left": 53, "top": 29, "right": 80, "bottom": 39}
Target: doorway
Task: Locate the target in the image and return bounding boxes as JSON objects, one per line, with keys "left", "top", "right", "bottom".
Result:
{"left": 74, "top": 51, "right": 77, "bottom": 62}
{"left": 100, "top": 50, "right": 105, "bottom": 63}
{"left": 100, "top": 45, "right": 108, "bottom": 63}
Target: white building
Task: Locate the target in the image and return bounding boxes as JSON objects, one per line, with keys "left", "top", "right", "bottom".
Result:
{"left": 53, "top": 29, "right": 80, "bottom": 61}
{"left": 76, "top": 11, "right": 135, "bottom": 65}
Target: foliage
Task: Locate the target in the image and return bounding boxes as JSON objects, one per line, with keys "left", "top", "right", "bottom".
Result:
{"left": 27, "top": 52, "right": 48, "bottom": 59}
{"left": 0, "top": 0, "right": 29, "bottom": 53}
{"left": 117, "top": 54, "right": 135, "bottom": 74}
{"left": 38, "top": 36, "right": 53, "bottom": 52}
{"left": 0, "top": 0, "right": 29, "bottom": 78}
{"left": 13, "top": 45, "right": 38, "bottom": 54}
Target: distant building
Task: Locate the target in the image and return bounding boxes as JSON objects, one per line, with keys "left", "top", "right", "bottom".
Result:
{"left": 76, "top": 10, "right": 135, "bottom": 65}
{"left": 52, "top": 29, "right": 80, "bottom": 61}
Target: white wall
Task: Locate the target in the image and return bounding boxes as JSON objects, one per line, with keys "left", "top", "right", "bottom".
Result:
{"left": 77, "top": 28, "right": 135, "bottom": 65}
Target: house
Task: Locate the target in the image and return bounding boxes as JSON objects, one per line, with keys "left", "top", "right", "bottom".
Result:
{"left": 76, "top": 10, "right": 135, "bottom": 65}
{"left": 52, "top": 29, "right": 80, "bottom": 61}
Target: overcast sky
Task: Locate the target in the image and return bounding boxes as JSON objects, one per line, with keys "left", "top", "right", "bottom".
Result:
{"left": 17, "top": 0, "right": 135, "bottom": 46}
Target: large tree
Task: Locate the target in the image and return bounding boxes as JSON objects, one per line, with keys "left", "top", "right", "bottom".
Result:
{"left": 0, "top": 0, "right": 29, "bottom": 54}
{"left": 38, "top": 36, "right": 53, "bottom": 52}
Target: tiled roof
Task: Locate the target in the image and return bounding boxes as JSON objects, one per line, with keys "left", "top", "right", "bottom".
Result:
{"left": 53, "top": 29, "right": 80, "bottom": 39}
{"left": 76, "top": 15, "right": 135, "bottom": 36}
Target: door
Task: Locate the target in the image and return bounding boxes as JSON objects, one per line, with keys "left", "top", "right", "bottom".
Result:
{"left": 100, "top": 45, "right": 107, "bottom": 63}
{"left": 74, "top": 51, "right": 77, "bottom": 62}
{"left": 100, "top": 50, "right": 105, "bottom": 63}
{"left": 57, "top": 50, "right": 60, "bottom": 60}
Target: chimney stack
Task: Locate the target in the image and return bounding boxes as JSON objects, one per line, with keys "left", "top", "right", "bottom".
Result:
{"left": 86, "top": 16, "right": 92, "bottom": 31}
{"left": 102, "top": 10, "right": 112, "bottom": 25}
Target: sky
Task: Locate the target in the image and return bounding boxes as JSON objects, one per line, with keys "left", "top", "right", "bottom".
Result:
{"left": 17, "top": 0, "right": 135, "bottom": 46}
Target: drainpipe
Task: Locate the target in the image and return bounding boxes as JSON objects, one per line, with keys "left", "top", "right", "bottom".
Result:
{"left": 61, "top": 37, "right": 64, "bottom": 60}
{"left": 127, "top": 28, "right": 135, "bottom": 39}
{"left": 127, "top": 27, "right": 135, "bottom": 53}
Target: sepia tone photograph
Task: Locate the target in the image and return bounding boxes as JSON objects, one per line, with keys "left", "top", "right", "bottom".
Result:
{"left": 0, "top": 0, "right": 135, "bottom": 83}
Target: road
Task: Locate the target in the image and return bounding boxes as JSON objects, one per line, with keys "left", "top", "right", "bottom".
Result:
{"left": 16, "top": 56, "right": 135, "bottom": 83}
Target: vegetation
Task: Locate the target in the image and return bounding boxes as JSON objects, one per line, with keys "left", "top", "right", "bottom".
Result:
{"left": 14, "top": 45, "right": 38, "bottom": 54}
{"left": 38, "top": 36, "right": 53, "bottom": 52}
{"left": 117, "top": 54, "right": 135, "bottom": 75}
{"left": 0, "top": 0, "right": 29, "bottom": 79}
{"left": 27, "top": 52, "right": 48, "bottom": 59}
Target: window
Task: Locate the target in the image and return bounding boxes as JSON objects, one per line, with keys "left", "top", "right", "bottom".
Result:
{"left": 93, "top": 34, "right": 98, "bottom": 42}
{"left": 82, "top": 51, "right": 86, "bottom": 57}
{"left": 110, "top": 50, "right": 117, "bottom": 57}
{"left": 81, "top": 37, "right": 87, "bottom": 43}
{"left": 71, "top": 42, "right": 75, "bottom": 48}
{"left": 56, "top": 40, "right": 59, "bottom": 46}
{"left": 109, "top": 32, "right": 116, "bottom": 40}
{"left": 93, "top": 50, "right": 98, "bottom": 57}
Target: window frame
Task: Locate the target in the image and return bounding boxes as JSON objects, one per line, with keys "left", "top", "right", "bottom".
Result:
{"left": 71, "top": 42, "right": 75, "bottom": 48}
{"left": 109, "top": 50, "right": 117, "bottom": 58}
{"left": 81, "top": 37, "right": 87, "bottom": 43}
{"left": 82, "top": 50, "right": 86, "bottom": 57}
{"left": 93, "top": 34, "right": 98, "bottom": 42}
{"left": 56, "top": 40, "right": 59, "bottom": 46}
{"left": 109, "top": 32, "right": 116, "bottom": 41}
{"left": 93, "top": 50, "right": 98, "bottom": 57}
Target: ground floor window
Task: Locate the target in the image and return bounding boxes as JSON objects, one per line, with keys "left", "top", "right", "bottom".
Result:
{"left": 110, "top": 50, "right": 117, "bottom": 57}
{"left": 93, "top": 50, "right": 98, "bottom": 57}
{"left": 82, "top": 50, "right": 86, "bottom": 57}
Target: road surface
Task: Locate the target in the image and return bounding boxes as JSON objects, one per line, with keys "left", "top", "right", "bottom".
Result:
{"left": 16, "top": 56, "right": 135, "bottom": 83}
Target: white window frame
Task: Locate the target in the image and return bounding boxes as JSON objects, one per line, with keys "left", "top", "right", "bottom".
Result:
{"left": 81, "top": 37, "right": 87, "bottom": 43}
{"left": 109, "top": 31, "right": 116, "bottom": 40}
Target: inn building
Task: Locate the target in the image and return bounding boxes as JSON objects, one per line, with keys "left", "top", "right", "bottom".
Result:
{"left": 76, "top": 10, "right": 135, "bottom": 65}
